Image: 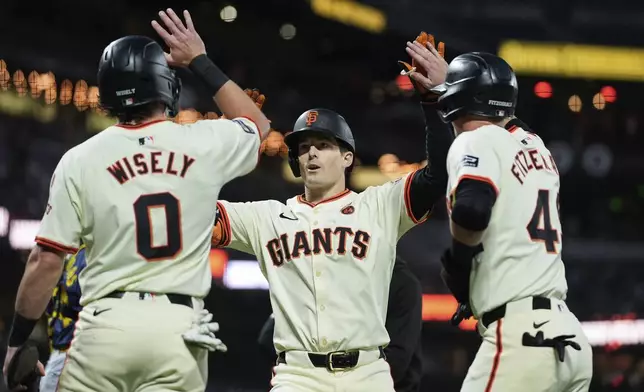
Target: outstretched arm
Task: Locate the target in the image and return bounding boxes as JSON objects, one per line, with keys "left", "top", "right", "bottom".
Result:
{"left": 404, "top": 100, "right": 454, "bottom": 222}
{"left": 368, "top": 35, "right": 454, "bottom": 240}
{"left": 399, "top": 34, "right": 455, "bottom": 227}
{"left": 152, "top": 9, "right": 271, "bottom": 138}
{"left": 212, "top": 200, "right": 261, "bottom": 256}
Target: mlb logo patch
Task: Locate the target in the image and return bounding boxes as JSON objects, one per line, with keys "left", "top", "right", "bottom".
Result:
{"left": 462, "top": 154, "right": 479, "bottom": 168}
{"left": 123, "top": 98, "right": 135, "bottom": 106}
{"left": 138, "top": 136, "right": 154, "bottom": 146}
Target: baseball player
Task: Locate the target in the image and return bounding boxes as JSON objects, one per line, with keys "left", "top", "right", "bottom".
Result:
{"left": 39, "top": 245, "right": 87, "bottom": 392}
{"left": 211, "top": 42, "right": 452, "bottom": 391}
{"left": 406, "top": 45, "right": 593, "bottom": 391}
{"left": 3, "top": 9, "right": 271, "bottom": 391}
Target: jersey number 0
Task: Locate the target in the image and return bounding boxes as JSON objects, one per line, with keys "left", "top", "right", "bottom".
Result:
{"left": 133, "top": 192, "right": 182, "bottom": 261}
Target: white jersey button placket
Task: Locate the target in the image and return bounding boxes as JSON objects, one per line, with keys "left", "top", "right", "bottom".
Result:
{"left": 311, "top": 205, "right": 329, "bottom": 350}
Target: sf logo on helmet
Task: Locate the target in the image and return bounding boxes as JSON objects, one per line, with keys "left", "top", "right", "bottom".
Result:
{"left": 306, "top": 111, "right": 318, "bottom": 126}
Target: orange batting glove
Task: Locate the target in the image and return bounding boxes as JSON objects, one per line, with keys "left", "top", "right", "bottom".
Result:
{"left": 398, "top": 32, "right": 445, "bottom": 101}
{"left": 207, "top": 88, "right": 266, "bottom": 120}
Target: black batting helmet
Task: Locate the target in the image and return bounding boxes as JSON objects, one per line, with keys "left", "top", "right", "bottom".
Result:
{"left": 98, "top": 35, "right": 181, "bottom": 118}
{"left": 284, "top": 108, "right": 355, "bottom": 178}
{"left": 430, "top": 52, "right": 518, "bottom": 123}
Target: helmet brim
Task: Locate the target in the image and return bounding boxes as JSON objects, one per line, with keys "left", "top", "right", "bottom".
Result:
{"left": 284, "top": 128, "right": 355, "bottom": 152}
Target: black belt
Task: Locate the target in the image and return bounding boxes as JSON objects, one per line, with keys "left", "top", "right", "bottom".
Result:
{"left": 106, "top": 291, "right": 193, "bottom": 309}
{"left": 277, "top": 347, "right": 385, "bottom": 372}
{"left": 481, "top": 296, "right": 551, "bottom": 328}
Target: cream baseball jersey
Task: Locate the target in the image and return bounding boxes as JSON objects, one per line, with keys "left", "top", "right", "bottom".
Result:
{"left": 446, "top": 123, "right": 568, "bottom": 318}
{"left": 36, "top": 118, "right": 261, "bottom": 306}
{"left": 214, "top": 175, "right": 427, "bottom": 353}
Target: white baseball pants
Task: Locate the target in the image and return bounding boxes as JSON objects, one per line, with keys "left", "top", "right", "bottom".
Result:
{"left": 461, "top": 297, "right": 593, "bottom": 392}
{"left": 55, "top": 293, "right": 209, "bottom": 392}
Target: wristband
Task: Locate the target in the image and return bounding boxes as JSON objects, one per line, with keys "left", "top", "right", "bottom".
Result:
{"left": 188, "top": 54, "right": 230, "bottom": 96}
{"left": 8, "top": 313, "right": 38, "bottom": 347}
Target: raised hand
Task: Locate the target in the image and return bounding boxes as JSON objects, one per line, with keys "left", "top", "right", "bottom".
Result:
{"left": 399, "top": 32, "right": 448, "bottom": 99}
{"left": 151, "top": 9, "right": 206, "bottom": 67}
{"left": 405, "top": 38, "right": 448, "bottom": 90}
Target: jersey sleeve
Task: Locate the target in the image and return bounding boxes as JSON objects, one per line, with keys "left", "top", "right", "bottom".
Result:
{"left": 212, "top": 200, "right": 262, "bottom": 255}
{"left": 35, "top": 152, "right": 82, "bottom": 253}
{"left": 195, "top": 117, "right": 262, "bottom": 183}
{"left": 447, "top": 131, "right": 501, "bottom": 196}
{"left": 369, "top": 170, "right": 430, "bottom": 241}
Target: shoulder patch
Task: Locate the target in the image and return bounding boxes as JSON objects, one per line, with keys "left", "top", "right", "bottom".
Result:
{"left": 462, "top": 154, "right": 479, "bottom": 168}
{"left": 232, "top": 119, "right": 256, "bottom": 134}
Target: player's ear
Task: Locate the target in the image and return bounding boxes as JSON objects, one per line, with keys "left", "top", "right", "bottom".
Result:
{"left": 342, "top": 150, "right": 354, "bottom": 169}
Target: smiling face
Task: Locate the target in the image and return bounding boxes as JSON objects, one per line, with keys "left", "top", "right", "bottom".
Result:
{"left": 297, "top": 133, "right": 354, "bottom": 192}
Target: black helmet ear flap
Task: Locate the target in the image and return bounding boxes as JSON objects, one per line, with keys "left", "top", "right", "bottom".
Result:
{"left": 284, "top": 131, "right": 301, "bottom": 178}
{"left": 288, "top": 149, "right": 301, "bottom": 178}
{"left": 167, "top": 75, "right": 181, "bottom": 117}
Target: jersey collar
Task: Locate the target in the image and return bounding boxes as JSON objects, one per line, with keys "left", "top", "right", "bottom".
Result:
{"left": 505, "top": 117, "right": 532, "bottom": 134}
{"left": 115, "top": 119, "right": 167, "bottom": 130}
{"left": 296, "top": 189, "right": 351, "bottom": 207}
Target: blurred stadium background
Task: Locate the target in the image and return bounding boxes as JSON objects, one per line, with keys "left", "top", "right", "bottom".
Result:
{"left": 1, "top": 0, "right": 644, "bottom": 390}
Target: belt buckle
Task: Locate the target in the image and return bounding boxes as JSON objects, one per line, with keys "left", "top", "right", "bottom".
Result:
{"left": 326, "top": 351, "right": 345, "bottom": 372}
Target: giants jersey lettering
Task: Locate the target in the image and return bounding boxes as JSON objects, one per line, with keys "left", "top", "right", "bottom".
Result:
{"left": 446, "top": 124, "right": 567, "bottom": 318}
{"left": 47, "top": 246, "right": 87, "bottom": 350}
{"left": 36, "top": 118, "right": 261, "bottom": 306}
{"left": 214, "top": 174, "right": 427, "bottom": 353}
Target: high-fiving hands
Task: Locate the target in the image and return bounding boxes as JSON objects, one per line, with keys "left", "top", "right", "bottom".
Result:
{"left": 399, "top": 32, "right": 448, "bottom": 100}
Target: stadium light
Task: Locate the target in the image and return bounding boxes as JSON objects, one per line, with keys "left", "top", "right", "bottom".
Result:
{"left": 533, "top": 81, "right": 552, "bottom": 98}
{"left": 592, "top": 93, "right": 606, "bottom": 110}
{"left": 395, "top": 74, "right": 414, "bottom": 92}
{"left": 568, "top": 95, "right": 582, "bottom": 113}
{"left": 600, "top": 86, "right": 617, "bottom": 103}
{"left": 279, "top": 24, "right": 296, "bottom": 40}
{"left": 220, "top": 5, "right": 237, "bottom": 22}
{"left": 60, "top": 80, "right": 73, "bottom": 105}
{"left": 0, "top": 207, "right": 8, "bottom": 236}
{"left": 13, "top": 70, "right": 27, "bottom": 97}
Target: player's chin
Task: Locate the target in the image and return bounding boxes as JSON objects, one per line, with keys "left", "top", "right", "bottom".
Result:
{"left": 303, "top": 175, "right": 327, "bottom": 189}
{"left": 302, "top": 168, "right": 322, "bottom": 180}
